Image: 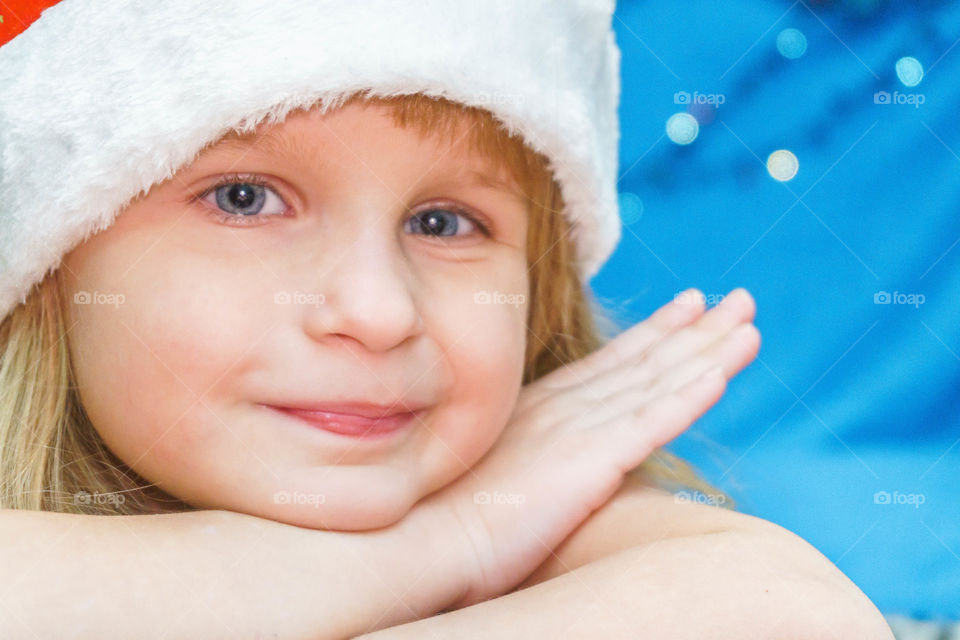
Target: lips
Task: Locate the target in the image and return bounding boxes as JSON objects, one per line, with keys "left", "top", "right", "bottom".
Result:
{"left": 261, "top": 401, "right": 427, "bottom": 438}
{"left": 274, "top": 400, "right": 429, "bottom": 418}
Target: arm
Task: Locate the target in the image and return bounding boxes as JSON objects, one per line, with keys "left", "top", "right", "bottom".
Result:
{"left": 358, "top": 528, "right": 893, "bottom": 640}
{"left": 0, "top": 506, "right": 466, "bottom": 640}
{"left": 358, "top": 471, "right": 895, "bottom": 640}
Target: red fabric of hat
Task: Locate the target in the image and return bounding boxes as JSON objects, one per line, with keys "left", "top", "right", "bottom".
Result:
{"left": 0, "top": 0, "right": 62, "bottom": 47}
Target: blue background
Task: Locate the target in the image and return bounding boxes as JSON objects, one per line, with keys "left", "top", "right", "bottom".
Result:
{"left": 598, "top": 0, "right": 960, "bottom": 620}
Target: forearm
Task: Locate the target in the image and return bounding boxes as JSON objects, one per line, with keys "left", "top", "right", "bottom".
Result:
{"left": 358, "top": 528, "right": 894, "bottom": 640}
{"left": 0, "top": 507, "right": 465, "bottom": 640}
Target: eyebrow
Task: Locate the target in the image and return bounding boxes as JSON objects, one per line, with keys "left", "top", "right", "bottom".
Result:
{"left": 211, "top": 130, "right": 322, "bottom": 166}
{"left": 207, "top": 130, "right": 527, "bottom": 204}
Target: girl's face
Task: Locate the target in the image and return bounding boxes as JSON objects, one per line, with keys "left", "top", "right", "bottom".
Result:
{"left": 61, "top": 101, "right": 530, "bottom": 530}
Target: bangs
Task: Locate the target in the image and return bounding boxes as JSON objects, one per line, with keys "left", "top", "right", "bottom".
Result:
{"left": 341, "top": 91, "right": 557, "bottom": 212}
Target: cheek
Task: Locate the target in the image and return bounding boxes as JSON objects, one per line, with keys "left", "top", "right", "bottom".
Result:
{"left": 65, "top": 247, "right": 271, "bottom": 484}
{"left": 460, "top": 267, "right": 529, "bottom": 421}
{"left": 435, "top": 266, "right": 528, "bottom": 405}
{"left": 417, "top": 284, "right": 527, "bottom": 489}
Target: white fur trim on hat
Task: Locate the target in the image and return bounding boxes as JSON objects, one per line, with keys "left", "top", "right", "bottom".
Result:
{"left": 0, "top": 0, "right": 622, "bottom": 321}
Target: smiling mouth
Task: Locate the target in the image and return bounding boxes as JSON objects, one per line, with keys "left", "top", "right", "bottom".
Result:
{"left": 260, "top": 404, "right": 425, "bottom": 439}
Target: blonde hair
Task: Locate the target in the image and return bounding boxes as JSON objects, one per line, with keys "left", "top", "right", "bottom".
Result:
{"left": 0, "top": 91, "right": 733, "bottom": 514}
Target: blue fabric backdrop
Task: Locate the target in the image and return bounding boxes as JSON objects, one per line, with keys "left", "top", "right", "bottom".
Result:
{"left": 599, "top": 0, "right": 960, "bottom": 620}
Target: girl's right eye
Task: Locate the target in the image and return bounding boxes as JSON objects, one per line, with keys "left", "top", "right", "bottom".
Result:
{"left": 198, "top": 174, "right": 288, "bottom": 225}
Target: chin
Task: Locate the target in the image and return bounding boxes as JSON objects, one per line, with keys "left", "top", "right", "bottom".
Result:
{"left": 262, "top": 499, "right": 414, "bottom": 531}
{"left": 224, "top": 482, "right": 420, "bottom": 532}
{"left": 174, "top": 461, "right": 427, "bottom": 531}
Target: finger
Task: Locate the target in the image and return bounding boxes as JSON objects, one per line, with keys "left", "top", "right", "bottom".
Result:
{"left": 563, "top": 323, "right": 756, "bottom": 432}
{"left": 617, "top": 322, "right": 760, "bottom": 406}
{"left": 520, "top": 289, "right": 747, "bottom": 420}
{"left": 605, "top": 367, "right": 727, "bottom": 470}
{"left": 534, "top": 288, "right": 707, "bottom": 392}
{"left": 632, "top": 288, "right": 756, "bottom": 375}
{"left": 573, "top": 358, "right": 728, "bottom": 440}
{"left": 691, "top": 287, "right": 757, "bottom": 333}
{"left": 579, "top": 291, "right": 756, "bottom": 402}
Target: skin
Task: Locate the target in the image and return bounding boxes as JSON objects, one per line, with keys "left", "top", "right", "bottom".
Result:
{"left": 54, "top": 112, "right": 893, "bottom": 635}
{"left": 352, "top": 292, "right": 893, "bottom": 638}
{"left": 60, "top": 101, "right": 531, "bottom": 531}
{"left": 53, "top": 98, "right": 892, "bottom": 638}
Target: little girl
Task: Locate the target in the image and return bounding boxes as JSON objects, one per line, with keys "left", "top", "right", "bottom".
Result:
{"left": 0, "top": 1, "right": 892, "bottom": 638}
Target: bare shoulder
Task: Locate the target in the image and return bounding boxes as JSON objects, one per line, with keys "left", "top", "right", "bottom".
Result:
{"left": 514, "top": 466, "right": 772, "bottom": 589}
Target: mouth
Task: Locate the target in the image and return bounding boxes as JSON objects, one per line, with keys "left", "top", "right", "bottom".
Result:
{"left": 259, "top": 402, "right": 427, "bottom": 439}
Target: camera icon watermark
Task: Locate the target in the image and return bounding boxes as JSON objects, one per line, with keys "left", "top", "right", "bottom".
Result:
{"left": 73, "top": 490, "right": 126, "bottom": 506}
{"left": 473, "top": 490, "right": 526, "bottom": 509}
{"left": 674, "top": 490, "right": 728, "bottom": 507}
{"left": 674, "top": 90, "right": 726, "bottom": 106}
{"left": 873, "top": 91, "right": 925, "bottom": 108}
{"left": 474, "top": 91, "right": 523, "bottom": 108}
{"left": 674, "top": 290, "right": 725, "bottom": 306}
{"left": 274, "top": 290, "right": 325, "bottom": 307}
{"left": 873, "top": 490, "right": 925, "bottom": 508}
{"left": 73, "top": 290, "right": 125, "bottom": 308}
{"left": 473, "top": 289, "right": 525, "bottom": 308}
{"left": 273, "top": 490, "right": 326, "bottom": 508}
{"left": 873, "top": 290, "right": 925, "bottom": 308}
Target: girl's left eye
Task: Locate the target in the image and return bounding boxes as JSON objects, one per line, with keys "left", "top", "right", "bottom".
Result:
{"left": 404, "top": 205, "right": 489, "bottom": 239}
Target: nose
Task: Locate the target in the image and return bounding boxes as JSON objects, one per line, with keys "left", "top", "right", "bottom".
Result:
{"left": 302, "top": 227, "right": 424, "bottom": 353}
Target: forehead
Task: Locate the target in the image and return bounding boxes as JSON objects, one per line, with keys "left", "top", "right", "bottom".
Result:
{"left": 202, "top": 102, "right": 526, "bottom": 200}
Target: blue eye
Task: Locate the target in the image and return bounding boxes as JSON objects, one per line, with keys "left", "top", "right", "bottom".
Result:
{"left": 199, "top": 174, "right": 287, "bottom": 224}
{"left": 405, "top": 206, "right": 489, "bottom": 238}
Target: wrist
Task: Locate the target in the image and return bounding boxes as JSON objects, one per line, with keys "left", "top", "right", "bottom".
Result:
{"left": 397, "top": 495, "right": 476, "bottom": 612}
{"left": 205, "top": 506, "right": 468, "bottom": 637}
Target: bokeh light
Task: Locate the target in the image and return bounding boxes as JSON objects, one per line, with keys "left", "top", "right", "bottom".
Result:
{"left": 618, "top": 191, "right": 644, "bottom": 224}
{"left": 766, "top": 149, "right": 799, "bottom": 181}
{"left": 666, "top": 112, "right": 699, "bottom": 145}
{"left": 776, "top": 28, "right": 808, "bottom": 59}
{"left": 895, "top": 56, "right": 924, "bottom": 87}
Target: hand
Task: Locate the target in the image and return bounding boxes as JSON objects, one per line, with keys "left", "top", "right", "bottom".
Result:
{"left": 413, "top": 287, "right": 761, "bottom": 608}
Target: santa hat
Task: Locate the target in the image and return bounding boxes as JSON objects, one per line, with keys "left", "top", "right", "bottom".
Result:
{"left": 0, "top": 0, "right": 622, "bottom": 322}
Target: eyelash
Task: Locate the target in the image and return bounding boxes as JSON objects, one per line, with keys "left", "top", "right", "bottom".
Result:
{"left": 194, "top": 172, "right": 492, "bottom": 237}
